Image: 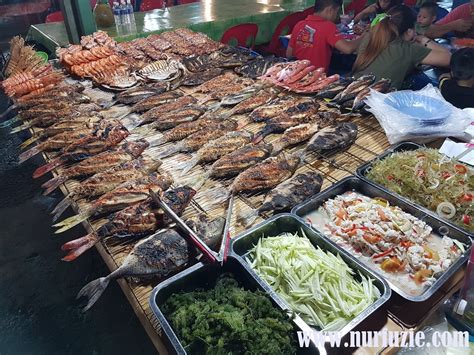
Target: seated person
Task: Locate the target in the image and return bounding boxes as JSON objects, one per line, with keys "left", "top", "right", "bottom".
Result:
{"left": 354, "top": 0, "right": 402, "bottom": 23}
{"left": 352, "top": 5, "right": 451, "bottom": 89}
{"left": 286, "top": 0, "right": 366, "bottom": 72}
{"left": 425, "top": 0, "right": 474, "bottom": 38}
{"left": 416, "top": 2, "right": 438, "bottom": 35}
{"left": 439, "top": 47, "right": 474, "bottom": 109}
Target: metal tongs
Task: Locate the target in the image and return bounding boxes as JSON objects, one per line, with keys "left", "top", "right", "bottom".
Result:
{"left": 149, "top": 190, "right": 234, "bottom": 265}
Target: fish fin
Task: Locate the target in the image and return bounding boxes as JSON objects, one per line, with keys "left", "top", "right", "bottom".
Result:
{"left": 0, "top": 106, "right": 16, "bottom": 121}
{"left": 42, "top": 176, "right": 67, "bottom": 195}
{"left": 53, "top": 212, "right": 91, "bottom": 234}
{"left": 77, "top": 276, "right": 110, "bottom": 312}
{"left": 201, "top": 186, "right": 230, "bottom": 207}
{"left": 157, "top": 143, "right": 181, "bottom": 159}
{"left": 131, "top": 124, "right": 154, "bottom": 136}
{"left": 207, "top": 101, "right": 221, "bottom": 111}
{"left": 0, "top": 115, "right": 19, "bottom": 128}
{"left": 236, "top": 207, "right": 259, "bottom": 228}
{"left": 19, "top": 135, "right": 39, "bottom": 150}
{"left": 183, "top": 171, "right": 210, "bottom": 190}
{"left": 10, "top": 123, "right": 31, "bottom": 134}
{"left": 61, "top": 233, "right": 100, "bottom": 261}
{"left": 148, "top": 134, "right": 167, "bottom": 148}
{"left": 51, "top": 196, "right": 73, "bottom": 223}
{"left": 18, "top": 145, "right": 42, "bottom": 164}
{"left": 33, "top": 157, "right": 65, "bottom": 179}
{"left": 178, "top": 155, "right": 199, "bottom": 176}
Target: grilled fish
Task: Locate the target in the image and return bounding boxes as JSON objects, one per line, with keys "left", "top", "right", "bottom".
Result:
{"left": 60, "top": 186, "right": 196, "bottom": 261}
{"left": 157, "top": 119, "right": 238, "bottom": 159}
{"left": 77, "top": 219, "right": 225, "bottom": 311}
{"left": 305, "top": 122, "right": 358, "bottom": 154}
{"left": 131, "top": 91, "right": 183, "bottom": 113}
{"left": 139, "top": 95, "right": 197, "bottom": 125}
{"left": 179, "top": 131, "right": 253, "bottom": 174}
{"left": 230, "top": 151, "right": 301, "bottom": 194}
{"left": 53, "top": 172, "right": 174, "bottom": 233}
{"left": 333, "top": 75, "right": 375, "bottom": 104}
{"left": 150, "top": 105, "right": 206, "bottom": 131}
{"left": 314, "top": 77, "right": 354, "bottom": 99}
{"left": 229, "top": 89, "right": 277, "bottom": 116}
{"left": 40, "top": 139, "right": 149, "bottom": 195}
{"left": 235, "top": 57, "right": 286, "bottom": 79}
{"left": 182, "top": 68, "right": 223, "bottom": 86}
{"left": 271, "top": 123, "right": 320, "bottom": 156}
{"left": 51, "top": 157, "right": 162, "bottom": 222}
{"left": 114, "top": 85, "right": 167, "bottom": 105}
{"left": 352, "top": 78, "right": 391, "bottom": 111}
{"left": 193, "top": 72, "right": 239, "bottom": 94}
{"left": 249, "top": 97, "right": 311, "bottom": 123}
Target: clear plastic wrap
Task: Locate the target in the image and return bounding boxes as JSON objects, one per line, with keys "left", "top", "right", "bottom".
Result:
{"left": 365, "top": 85, "right": 473, "bottom": 144}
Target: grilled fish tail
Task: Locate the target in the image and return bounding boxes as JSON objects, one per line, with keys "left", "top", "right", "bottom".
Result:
{"left": 20, "top": 135, "right": 40, "bottom": 150}
{"left": 61, "top": 233, "right": 100, "bottom": 261}
{"left": 178, "top": 155, "right": 199, "bottom": 175}
{"left": 18, "top": 145, "right": 42, "bottom": 164}
{"left": 51, "top": 196, "right": 73, "bottom": 222}
{"left": 53, "top": 211, "right": 91, "bottom": 234}
{"left": 33, "top": 157, "right": 65, "bottom": 179}
{"left": 10, "top": 122, "right": 31, "bottom": 134}
{"left": 183, "top": 171, "right": 210, "bottom": 190}
{"left": 236, "top": 208, "right": 258, "bottom": 228}
{"left": 157, "top": 143, "right": 181, "bottom": 159}
{"left": 252, "top": 127, "right": 273, "bottom": 144}
{"left": 42, "top": 176, "right": 68, "bottom": 196}
{"left": 77, "top": 276, "right": 110, "bottom": 312}
{"left": 203, "top": 186, "right": 230, "bottom": 207}
{"left": 0, "top": 114, "right": 19, "bottom": 127}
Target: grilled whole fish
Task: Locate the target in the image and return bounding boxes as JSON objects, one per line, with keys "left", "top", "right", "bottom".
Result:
{"left": 271, "top": 123, "right": 320, "bottom": 156}
{"left": 182, "top": 68, "right": 223, "bottom": 86}
{"left": 314, "top": 77, "right": 354, "bottom": 99}
{"left": 306, "top": 122, "right": 358, "bottom": 154}
{"left": 253, "top": 101, "right": 320, "bottom": 142}
{"left": 230, "top": 89, "right": 277, "bottom": 116}
{"left": 40, "top": 139, "right": 150, "bottom": 195}
{"left": 60, "top": 186, "right": 196, "bottom": 261}
{"left": 31, "top": 122, "right": 130, "bottom": 177}
{"left": 179, "top": 131, "right": 253, "bottom": 174}
{"left": 249, "top": 96, "right": 311, "bottom": 122}
{"left": 235, "top": 57, "right": 286, "bottom": 79}
{"left": 131, "top": 91, "right": 183, "bottom": 113}
{"left": 157, "top": 119, "right": 238, "bottom": 159}
{"left": 259, "top": 172, "right": 323, "bottom": 214}
{"left": 231, "top": 152, "right": 301, "bottom": 194}
{"left": 193, "top": 72, "right": 239, "bottom": 94}
{"left": 114, "top": 85, "right": 167, "bottom": 105}
{"left": 139, "top": 95, "right": 197, "bottom": 125}
{"left": 77, "top": 218, "right": 225, "bottom": 311}
{"left": 150, "top": 105, "right": 206, "bottom": 131}
{"left": 333, "top": 75, "right": 375, "bottom": 104}
{"left": 185, "top": 213, "right": 226, "bottom": 251}
{"left": 51, "top": 157, "right": 162, "bottom": 222}
{"left": 352, "top": 78, "right": 391, "bottom": 112}
{"left": 53, "top": 172, "right": 174, "bottom": 233}
{"left": 183, "top": 54, "right": 213, "bottom": 72}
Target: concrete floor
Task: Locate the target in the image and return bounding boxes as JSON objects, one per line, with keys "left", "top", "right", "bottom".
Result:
{"left": 0, "top": 97, "right": 157, "bottom": 353}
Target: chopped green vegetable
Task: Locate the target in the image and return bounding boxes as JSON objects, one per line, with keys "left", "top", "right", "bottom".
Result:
{"left": 366, "top": 148, "right": 473, "bottom": 232}
{"left": 162, "top": 273, "right": 297, "bottom": 355}
{"left": 248, "top": 232, "right": 380, "bottom": 331}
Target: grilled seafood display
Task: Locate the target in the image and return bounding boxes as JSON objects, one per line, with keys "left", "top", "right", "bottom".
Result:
{"left": 131, "top": 91, "right": 184, "bottom": 113}
{"left": 235, "top": 56, "right": 286, "bottom": 79}
{"left": 4, "top": 36, "right": 46, "bottom": 77}
{"left": 271, "top": 123, "right": 321, "bottom": 156}
{"left": 139, "top": 95, "right": 198, "bottom": 125}
{"left": 113, "top": 85, "right": 168, "bottom": 105}
{"left": 182, "top": 68, "right": 223, "bottom": 86}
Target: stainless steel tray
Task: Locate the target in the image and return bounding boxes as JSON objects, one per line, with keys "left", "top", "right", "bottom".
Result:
{"left": 291, "top": 176, "right": 472, "bottom": 302}
{"left": 356, "top": 141, "right": 473, "bottom": 237}
{"left": 149, "top": 255, "right": 320, "bottom": 355}
{"left": 230, "top": 213, "right": 391, "bottom": 339}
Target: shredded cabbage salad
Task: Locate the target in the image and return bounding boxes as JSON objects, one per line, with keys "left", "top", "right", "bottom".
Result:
{"left": 366, "top": 149, "right": 473, "bottom": 232}
{"left": 247, "top": 232, "right": 380, "bottom": 331}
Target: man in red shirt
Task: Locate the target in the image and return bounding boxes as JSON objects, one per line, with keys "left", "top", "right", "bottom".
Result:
{"left": 286, "top": 0, "right": 365, "bottom": 72}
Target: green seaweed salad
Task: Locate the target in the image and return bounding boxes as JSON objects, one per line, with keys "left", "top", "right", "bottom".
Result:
{"left": 162, "top": 273, "right": 297, "bottom": 354}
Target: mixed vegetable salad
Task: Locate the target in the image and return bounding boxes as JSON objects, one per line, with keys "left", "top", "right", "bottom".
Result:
{"left": 247, "top": 232, "right": 380, "bottom": 331}
{"left": 317, "top": 192, "right": 465, "bottom": 287}
{"left": 366, "top": 148, "right": 473, "bottom": 232}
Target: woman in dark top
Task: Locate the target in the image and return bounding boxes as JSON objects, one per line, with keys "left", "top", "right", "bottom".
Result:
{"left": 352, "top": 5, "right": 451, "bottom": 89}
{"left": 353, "top": 0, "right": 402, "bottom": 23}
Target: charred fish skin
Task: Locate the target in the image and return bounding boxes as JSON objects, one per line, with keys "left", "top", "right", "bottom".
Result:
{"left": 131, "top": 91, "right": 184, "bottom": 113}
{"left": 151, "top": 105, "right": 206, "bottom": 131}
{"left": 333, "top": 75, "right": 376, "bottom": 104}
{"left": 352, "top": 78, "right": 391, "bottom": 112}
{"left": 258, "top": 172, "right": 323, "bottom": 214}
{"left": 271, "top": 123, "right": 320, "bottom": 156}
{"left": 231, "top": 89, "right": 276, "bottom": 115}
{"left": 186, "top": 214, "right": 225, "bottom": 251}
{"left": 114, "top": 86, "right": 167, "bottom": 105}
{"left": 209, "top": 143, "right": 273, "bottom": 178}
{"left": 139, "top": 95, "right": 198, "bottom": 124}
{"left": 183, "top": 119, "right": 238, "bottom": 153}
{"left": 314, "top": 77, "right": 354, "bottom": 99}
{"left": 306, "top": 122, "right": 358, "bottom": 154}
{"left": 198, "top": 130, "right": 253, "bottom": 163}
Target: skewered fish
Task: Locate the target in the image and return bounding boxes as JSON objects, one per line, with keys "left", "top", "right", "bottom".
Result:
{"left": 60, "top": 186, "right": 196, "bottom": 261}
{"left": 235, "top": 57, "right": 286, "bottom": 79}
{"left": 51, "top": 157, "right": 162, "bottom": 222}
{"left": 182, "top": 68, "right": 223, "bottom": 86}
{"left": 179, "top": 131, "right": 253, "bottom": 174}
{"left": 230, "top": 151, "right": 301, "bottom": 194}
{"left": 157, "top": 119, "right": 239, "bottom": 159}
{"left": 352, "top": 78, "right": 391, "bottom": 111}
{"left": 332, "top": 75, "right": 375, "bottom": 104}
{"left": 305, "top": 122, "right": 358, "bottom": 154}
{"left": 40, "top": 140, "right": 149, "bottom": 195}
{"left": 54, "top": 172, "right": 173, "bottom": 233}
{"left": 77, "top": 217, "right": 225, "bottom": 311}
{"left": 271, "top": 123, "right": 320, "bottom": 156}
{"left": 31, "top": 122, "right": 130, "bottom": 176}
{"left": 131, "top": 91, "right": 183, "bottom": 113}
{"left": 150, "top": 105, "right": 206, "bottom": 131}
{"left": 139, "top": 95, "right": 197, "bottom": 125}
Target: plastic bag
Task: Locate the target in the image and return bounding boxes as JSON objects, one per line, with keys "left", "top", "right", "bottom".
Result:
{"left": 365, "top": 84, "right": 473, "bottom": 144}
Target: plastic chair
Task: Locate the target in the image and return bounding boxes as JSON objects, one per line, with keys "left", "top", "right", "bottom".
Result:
{"left": 45, "top": 11, "right": 64, "bottom": 23}
{"left": 345, "top": 0, "right": 368, "bottom": 15}
{"left": 263, "top": 11, "right": 306, "bottom": 57}
{"left": 140, "top": 0, "right": 166, "bottom": 11}
{"left": 220, "top": 23, "right": 259, "bottom": 49}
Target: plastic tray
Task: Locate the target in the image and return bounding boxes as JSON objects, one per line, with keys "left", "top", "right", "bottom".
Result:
{"left": 231, "top": 213, "right": 391, "bottom": 338}
{"left": 356, "top": 141, "right": 473, "bottom": 237}
{"left": 149, "top": 255, "right": 320, "bottom": 355}
{"left": 291, "top": 176, "right": 472, "bottom": 302}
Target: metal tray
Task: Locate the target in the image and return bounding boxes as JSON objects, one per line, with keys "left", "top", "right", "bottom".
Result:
{"left": 230, "top": 213, "right": 391, "bottom": 339}
{"left": 149, "top": 255, "right": 320, "bottom": 355}
{"left": 356, "top": 141, "right": 473, "bottom": 237}
{"left": 291, "top": 176, "right": 472, "bottom": 302}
